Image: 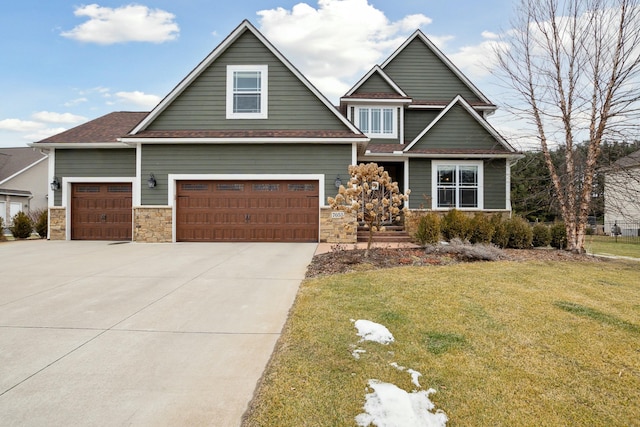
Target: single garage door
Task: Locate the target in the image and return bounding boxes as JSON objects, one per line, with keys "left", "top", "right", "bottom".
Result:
{"left": 176, "top": 180, "right": 319, "bottom": 242}
{"left": 71, "top": 183, "right": 132, "bottom": 240}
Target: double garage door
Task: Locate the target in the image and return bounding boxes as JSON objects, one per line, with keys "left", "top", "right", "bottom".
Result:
{"left": 176, "top": 180, "right": 319, "bottom": 242}
{"left": 70, "top": 180, "right": 319, "bottom": 242}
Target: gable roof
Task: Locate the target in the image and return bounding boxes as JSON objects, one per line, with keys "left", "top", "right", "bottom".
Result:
{"left": 404, "top": 95, "right": 515, "bottom": 153}
{"left": 381, "top": 30, "right": 493, "bottom": 106}
{"left": 32, "top": 112, "right": 147, "bottom": 146}
{"left": 131, "top": 20, "right": 363, "bottom": 137}
{"left": 342, "top": 65, "right": 410, "bottom": 100}
{"left": 612, "top": 149, "right": 640, "bottom": 169}
{"left": 0, "top": 147, "right": 47, "bottom": 184}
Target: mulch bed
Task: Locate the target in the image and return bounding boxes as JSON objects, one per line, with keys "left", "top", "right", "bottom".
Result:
{"left": 305, "top": 246, "right": 601, "bottom": 278}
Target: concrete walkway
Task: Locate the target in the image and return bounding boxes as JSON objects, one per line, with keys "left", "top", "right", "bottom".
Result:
{"left": 0, "top": 240, "right": 316, "bottom": 426}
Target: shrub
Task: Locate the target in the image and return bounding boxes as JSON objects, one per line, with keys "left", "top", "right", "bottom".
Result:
{"left": 10, "top": 211, "right": 33, "bottom": 239}
{"left": 532, "top": 223, "right": 551, "bottom": 247}
{"left": 441, "top": 209, "right": 471, "bottom": 241}
{"left": 414, "top": 212, "right": 440, "bottom": 246}
{"left": 469, "top": 213, "right": 495, "bottom": 244}
{"left": 0, "top": 216, "right": 6, "bottom": 242}
{"left": 504, "top": 216, "right": 533, "bottom": 249}
{"left": 35, "top": 210, "right": 48, "bottom": 238}
{"left": 550, "top": 222, "right": 568, "bottom": 249}
{"left": 490, "top": 215, "right": 509, "bottom": 248}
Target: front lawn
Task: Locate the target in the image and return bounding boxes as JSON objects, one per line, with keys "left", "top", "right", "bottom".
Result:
{"left": 585, "top": 235, "right": 640, "bottom": 259}
{"left": 243, "top": 260, "right": 640, "bottom": 426}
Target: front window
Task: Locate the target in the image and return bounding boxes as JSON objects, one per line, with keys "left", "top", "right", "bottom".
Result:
{"left": 356, "top": 107, "right": 397, "bottom": 138}
{"left": 433, "top": 161, "right": 483, "bottom": 209}
{"left": 226, "top": 65, "right": 268, "bottom": 119}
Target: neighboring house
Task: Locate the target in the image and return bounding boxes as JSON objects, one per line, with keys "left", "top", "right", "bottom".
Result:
{"left": 0, "top": 147, "right": 48, "bottom": 226}
{"left": 604, "top": 149, "right": 640, "bottom": 234}
{"left": 32, "top": 20, "right": 520, "bottom": 243}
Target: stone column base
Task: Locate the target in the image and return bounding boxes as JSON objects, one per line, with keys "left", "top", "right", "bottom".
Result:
{"left": 48, "top": 207, "right": 66, "bottom": 240}
{"left": 134, "top": 207, "right": 173, "bottom": 243}
{"left": 319, "top": 208, "right": 357, "bottom": 244}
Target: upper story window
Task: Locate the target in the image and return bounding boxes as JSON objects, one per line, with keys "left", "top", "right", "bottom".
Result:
{"left": 355, "top": 106, "right": 397, "bottom": 138}
{"left": 432, "top": 160, "right": 484, "bottom": 209}
{"left": 226, "top": 65, "right": 268, "bottom": 119}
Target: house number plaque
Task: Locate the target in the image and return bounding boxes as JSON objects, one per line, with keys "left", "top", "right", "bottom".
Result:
{"left": 331, "top": 211, "right": 345, "bottom": 219}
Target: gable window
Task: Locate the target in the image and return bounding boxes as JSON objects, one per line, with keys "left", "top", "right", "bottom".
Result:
{"left": 355, "top": 107, "right": 397, "bottom": 138}
{"left": 432, "top": 160, "right": 483, "bottom": 209}
{"left": 226, "top": 65, "right": 268, "bottom": 119}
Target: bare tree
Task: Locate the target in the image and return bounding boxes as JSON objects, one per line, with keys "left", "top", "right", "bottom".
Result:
{"left": 496, "top": 0, "right": 640, "bottom": 252}
{"left": 328, "top": 163, "right": 409, "bottom": 257}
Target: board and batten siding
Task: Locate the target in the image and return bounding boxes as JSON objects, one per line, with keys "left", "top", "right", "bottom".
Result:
{"left": 408, "top": 158, "right": 506, "bottom": 210}
{"left": 383, "top": 38, "right": 480, "bottom": 102}
{"left": 147, "top": 30, "right": 349, "bottom": 132}
{"left": 53, "top": 149, "right": 136, "bottom": 206}
{"left": 410, "top": 105, "right": 507, "bottom": 151}
{"left": 140, "top": 144, "right": 352, "bottom": 206}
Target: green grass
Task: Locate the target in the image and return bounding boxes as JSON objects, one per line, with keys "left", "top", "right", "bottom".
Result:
{"left": 243, "top": 260, "right": 640, "bottom": 426}
{"left": 585, "top": 235, "right": 640, "bottom": 258}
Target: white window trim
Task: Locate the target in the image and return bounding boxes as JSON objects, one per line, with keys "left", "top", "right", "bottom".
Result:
{"left": 226, "top": 65, "right": 268, "bottom": 119}
{"left": 354, "top": 106, "right": 398, "bottom": 139}
{"left": 431, "top": 160, "right": 484, "bottom": 210}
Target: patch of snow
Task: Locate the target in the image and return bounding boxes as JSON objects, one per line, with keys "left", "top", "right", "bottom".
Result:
{"left": 354, "top": 319, "right": 395, "bottom": 345}
{"left": 390, "top": 362, "right": 423, "bottom": 389}
{"left": 355, "top": 380, "right": 448, "bottom": 427}
{"left": 352, "top": 348, "right": 367, "bottom": 359}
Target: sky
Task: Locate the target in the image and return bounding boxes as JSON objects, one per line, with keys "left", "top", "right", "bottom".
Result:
{"left": 0, "top": 0, "right": 518, "bottom": 148}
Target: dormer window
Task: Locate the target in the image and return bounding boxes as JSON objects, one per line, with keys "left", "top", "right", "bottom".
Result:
{"left": 226, "top": 65, "right": 268, "bottom": 119}
{"left": 355, "top": 106, "right": 397, "bottom": 138}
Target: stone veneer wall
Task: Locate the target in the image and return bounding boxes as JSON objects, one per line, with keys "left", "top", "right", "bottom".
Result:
{"left": 319, "top": 208, "right": 357, "bottom": 244}
{"left": 48, "top": 207, "right": 66, "bottom": 240}
{"left": 134, "top": 207, "right": 173, "bottom": 243}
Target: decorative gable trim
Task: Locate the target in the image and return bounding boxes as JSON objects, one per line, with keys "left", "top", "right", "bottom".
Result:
{"left": 343, "top": 65, "right": 410, "bottom": 98}
{"left": 131, "top": 20, "right": 362, "bottom": 136}
{"left": 381, "top": 30, "right": 492, "bottom": 106}
{"left": 404, "top": 95, "right": 516, "bottom": 152}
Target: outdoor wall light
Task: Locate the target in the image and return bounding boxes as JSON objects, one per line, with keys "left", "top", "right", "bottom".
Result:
{"left": 50, "top": 176, "right": 61, "bottom": 191}
{"left": 334, "top": 175, "right": 342, "bottom": 188}
{"left": 147, "top": 173, "right": 157, "bottom": 189}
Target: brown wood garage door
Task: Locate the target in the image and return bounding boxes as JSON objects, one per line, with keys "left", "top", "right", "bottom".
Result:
{"left": 71, "top": 183, "right": 132, "bottom": 240}
{"left": 176, "top": 180, "right": 319, "bottom": 242}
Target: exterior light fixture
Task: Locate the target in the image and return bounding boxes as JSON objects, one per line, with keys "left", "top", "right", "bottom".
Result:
{"left": 147, "top": 173, "right": 157, "bottom": 189}
{"left": 50, "top": 176, "right": 61, "bottom": 191}
{"left": 334, "top": 175, "right": 342, "bottom": 188}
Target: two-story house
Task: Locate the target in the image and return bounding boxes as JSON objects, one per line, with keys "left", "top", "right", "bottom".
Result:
{"left": 32, "top": 20, "right": 520, "bottom": 243}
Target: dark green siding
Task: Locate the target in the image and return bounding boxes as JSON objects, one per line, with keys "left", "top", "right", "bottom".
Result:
{"left": 354, "top": 72, "right": 396, "bottom": 94}
{"left": 484, "top": 159, "right": 506, "bottom": 209}
{"left": 411, "top": 105, "right": 506, "bottom": 151}
{"left": 407, "top": 158, "right": 506, "bottom": 210}
{"left": 408, "top": 159, "right": 432, "bottom": 209}
{"left": 404, "top": 110, "right": 439, "bottom": 143}
{"left": 54, "top": 149, "right": 136, "bottom": 206}
{"left": 383, "top": 38, "right": 480, "bottom": 102}
{"left": 141, "top": 144, "right": 352, "bottom": 205}
{"left": 148, "top": 30, "right": 349, "bottom": 131}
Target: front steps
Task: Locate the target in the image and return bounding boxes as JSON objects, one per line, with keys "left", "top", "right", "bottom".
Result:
{"left": 357, "top": 225, "right": 412, "bottom": 243}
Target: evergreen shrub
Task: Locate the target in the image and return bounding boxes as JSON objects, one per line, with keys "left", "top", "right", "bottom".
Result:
{"left": 532, "top": 223, "right": 552, "bottom": 247}
{"left": 10, "top": 211, "right": 33, "bottom": 239}
{"left": 414, "top": 212, "right": 441, "bottom": 246}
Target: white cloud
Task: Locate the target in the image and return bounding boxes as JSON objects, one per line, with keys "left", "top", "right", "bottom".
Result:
{"left": 448, "top": 34, "right": 509, "bottom": 79}
{"left": 257, "top": 0, "right": 432, "bottom": 101}
{"left": 32, "top": 111, "right": 87, "bottom": 124}
{"left": 115, "top": 91, "right": 161, "bottom": 108}
{"left": 63, "top": 97, "right": 88, "bottom": 107}
{"left": 25, "top": 127, "right": 68, "bottom": 142}
{"left": 0, "top": 119, "right": 44, "bottom": 132}
{"left": 61, "top": 4, "right": 179, "bottom": 44}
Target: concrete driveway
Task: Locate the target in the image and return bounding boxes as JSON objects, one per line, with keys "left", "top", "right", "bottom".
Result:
{"left": 0, "top": 240, "right": 316, "bottom": 426}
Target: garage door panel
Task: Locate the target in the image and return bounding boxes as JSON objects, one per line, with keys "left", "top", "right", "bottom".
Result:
{"left": 176, "top": 180, "right": 318, "bottom": 242}
{"left": 71, "top": 183, "right": 132, "bottom": 241}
